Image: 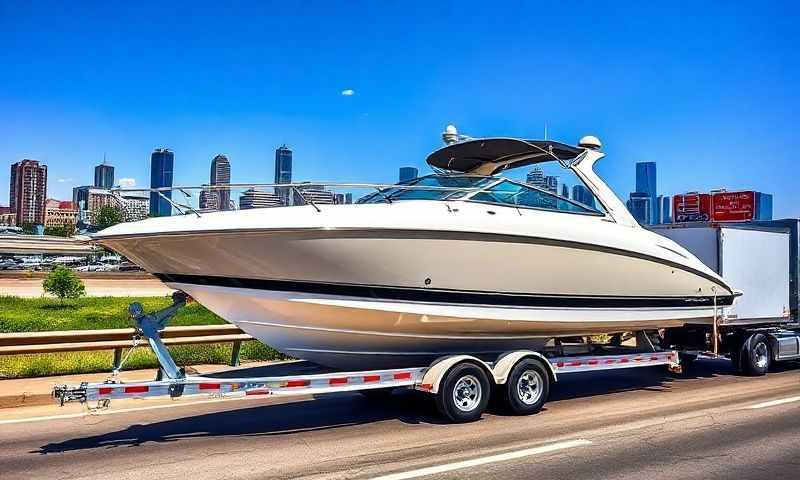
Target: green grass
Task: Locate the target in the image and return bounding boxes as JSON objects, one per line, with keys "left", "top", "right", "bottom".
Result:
{"left": 0, "top": 296, "right": 287, "bottom": 378}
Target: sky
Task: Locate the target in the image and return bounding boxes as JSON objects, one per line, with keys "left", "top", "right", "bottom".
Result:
{"left": 1, "top": 2, "right": 798, "bottom": 216}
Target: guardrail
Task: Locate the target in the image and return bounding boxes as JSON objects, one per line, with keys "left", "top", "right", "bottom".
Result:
{"left": 0, "top": 325, "right": 254, "bottom": 367}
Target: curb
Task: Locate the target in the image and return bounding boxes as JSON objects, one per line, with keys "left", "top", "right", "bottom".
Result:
{"left": 0, "top": 393, "right": 53, "bottom": 409}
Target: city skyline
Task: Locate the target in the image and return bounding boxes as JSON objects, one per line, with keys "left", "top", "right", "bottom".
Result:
{"left": 1, "top": 3, "right": 797, "bottom": 217}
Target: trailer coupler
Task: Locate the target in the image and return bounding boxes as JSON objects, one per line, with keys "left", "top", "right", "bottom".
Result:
{"left": 53, "top": 382, "right": 88, "bottom": 406}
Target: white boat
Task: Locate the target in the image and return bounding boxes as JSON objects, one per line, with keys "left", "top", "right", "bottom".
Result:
{"left": 94, "top": 132, "right": 736, "bottom": 368}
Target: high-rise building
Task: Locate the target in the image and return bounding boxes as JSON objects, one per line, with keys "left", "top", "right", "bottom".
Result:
{"left": 627, "top": 192, "right": 652, "bottom": 225}
{"left": 199, "top": 188, "right": 220, "bottom": 211}
{"left": 239, "top": 189, "right": 284, "bottom": 209}
{"left": 561, "top": 184, "right": 569, "bottom": 199}
{"left": 526, "top": 167, "right": 545, "bottom": 189}
{"left": 274, "top": 145, "right": 292, "bottom": 201}
{"left": 399, "top": 167, "right": 418, "bottom": 183}
{"left": 94, "top": 161, "right": 115, "bottom": 189}
{"left": 345, "top": 193, "right": 353, "bottom": 204}
{"left": 210, "top": 154, "right": 231, "bottom": 210}
{"left": 293, "top": 185, "right": 336, "bottom": 205}
{"left": 657, "top": 195, "right": 671, "bottom": 224}
{"left": 572, "top": 185, "right": 596, "bottom": 208}
{"left": 635, "top": 162, "right": 658, "bottom": 223}
{"left": 544, "top": 176, "right": 558, "bottom": 194}
{"left": 149, "top": 148, "right": 174, "bottom": 217}
{"left": 10, "top": 159, "right": 48, "bottom": 226}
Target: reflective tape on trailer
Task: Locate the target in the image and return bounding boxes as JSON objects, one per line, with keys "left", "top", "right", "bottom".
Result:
{"left": 551, "top": 351, "right": 678, "bottom": 373}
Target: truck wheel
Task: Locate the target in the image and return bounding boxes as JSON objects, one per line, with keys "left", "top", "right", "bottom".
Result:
{"left": 499, "top": 359, "right": 550, "bottom": 415}
{"left": 435, "top": 362, "right": 490, "bottom": 423}
{"left": 741, "top": 333, "right": 771, "bottom": 376}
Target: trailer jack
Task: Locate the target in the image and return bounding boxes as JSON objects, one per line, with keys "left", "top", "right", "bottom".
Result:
{"left": 129, "top": 291, "right": 189, "bottom": 380}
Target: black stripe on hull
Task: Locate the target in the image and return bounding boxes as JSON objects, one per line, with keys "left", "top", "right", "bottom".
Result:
{"left": 155, "top": 273, "right": 735, "bottom": 309}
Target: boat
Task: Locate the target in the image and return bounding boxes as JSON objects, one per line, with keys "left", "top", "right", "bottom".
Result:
{"left": 93, "top": 130, "right": 737, "bottom": 369}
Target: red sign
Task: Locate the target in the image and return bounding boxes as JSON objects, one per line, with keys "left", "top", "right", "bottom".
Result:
{"left": 712, "top": 191, "right": 755, "bottom": 222}
{"left": 673, "top": 193, "right": 711, "bottom": 222}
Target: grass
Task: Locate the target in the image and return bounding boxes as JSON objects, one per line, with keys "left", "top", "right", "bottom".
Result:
{"left": 0, "top": 296, "right": 287, "bottom": 378}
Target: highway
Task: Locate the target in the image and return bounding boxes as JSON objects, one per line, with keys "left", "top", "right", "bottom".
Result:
{"left": 0, "top": 359, "right": 797, "bottom": 479}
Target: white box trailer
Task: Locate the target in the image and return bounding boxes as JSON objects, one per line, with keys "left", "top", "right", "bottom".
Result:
{"left": 650, "top": 224, "right": 791, "bottom": 325}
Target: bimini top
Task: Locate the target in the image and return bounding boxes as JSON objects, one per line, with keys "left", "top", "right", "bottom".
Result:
{"left": 426, "top": 138, "right": 585, "bottom": 175}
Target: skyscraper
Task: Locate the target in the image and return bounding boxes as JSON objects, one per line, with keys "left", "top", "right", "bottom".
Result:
{"left": 526, "top": 167, "right": 545, "bottom": 189}
{"left": 210, "top": 154, "right": 231, "bottom": 210}
{"left": 635, "top": 162, "right": 657, "bottom": 223}
{"left": 544, "top": 176, "right": 558, "bottom": 194}
{"left": 274, "top": 145, "right": 292, "bottom": 201}
{"left": 10, "top": 159, "right": 47, "bottom": 226}
{"left": 561, "top": 184, "right": 569, "bottom": 199}
{"left": 572, "top": 185, "right": 596, "bottom": 208}
{"left": 399, "top": 167, "right": 418, "bottom": 183}
{"left": 149, "top": 148, "right": 174, "bottom": 217}
{"left": 657, "top": 195, "right": 671, "bottom": 224}
{"left": 627, "top": 192, "right": 651, "bottom": 225}
{"left": 94, "top": 161, "right": 114, "bottom": 189}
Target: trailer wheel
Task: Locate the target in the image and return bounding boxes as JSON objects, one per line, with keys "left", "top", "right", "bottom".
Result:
{"left": 499, "top": 358, "right": 550, "bottom": 415}
{"left": 741, "top": 333, "right": 771, "bottom": 376}
{"left": 435, "top": 362, "right": 490, "bottom": 423}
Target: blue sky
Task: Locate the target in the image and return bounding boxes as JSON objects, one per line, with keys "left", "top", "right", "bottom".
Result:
{"left": 1, "top": 2, "right": 798, "bottom": 215}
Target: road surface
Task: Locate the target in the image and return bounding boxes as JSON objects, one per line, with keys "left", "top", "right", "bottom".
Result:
{"left": 0, "top": 359, "right": 797, "bottom": 479}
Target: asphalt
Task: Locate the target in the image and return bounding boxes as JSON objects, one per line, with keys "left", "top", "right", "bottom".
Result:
{"left": 0, "top": 359, "right": 797, "bottom": 480}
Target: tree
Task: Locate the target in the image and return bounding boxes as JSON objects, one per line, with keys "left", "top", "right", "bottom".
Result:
{"left": 42, "top": 266, "right": 86, "bottom": 303}
{"left": 94, "top": 206, "right": 124, "bottom": 229}
{"left": 20, "top": 223, "right": 37, "bottom": 235}
{"left": 44, "top": 224, "right": 76, "bottom": 237}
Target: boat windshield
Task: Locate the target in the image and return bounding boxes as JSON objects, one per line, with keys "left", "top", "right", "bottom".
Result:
{"left": 469, "top": 180, "right": 604, "bottom": 214}
{"left": 357, "top": 175, "right": 493, "bottom": 203}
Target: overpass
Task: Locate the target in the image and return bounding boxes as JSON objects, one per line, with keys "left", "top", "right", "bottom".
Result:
{"left": 0, "top": 234, "right": 97, "bottom": 256}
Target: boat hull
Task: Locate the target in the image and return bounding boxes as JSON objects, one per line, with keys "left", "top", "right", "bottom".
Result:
{"left": 168, "top": 281, "right": 721, "bottom": 369}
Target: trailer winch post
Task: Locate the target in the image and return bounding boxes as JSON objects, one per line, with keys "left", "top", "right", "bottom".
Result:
{"left": 128, "top": 291, "right": 188, "bottom": 380}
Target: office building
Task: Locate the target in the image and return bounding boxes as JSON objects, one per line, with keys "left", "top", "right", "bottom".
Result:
{"left": 149, "top": 148, "right": 174, "bottom": 217}
{"left": 635, "top": 162, "right": 658, "bottom": 224}
{"left": 0, "top": 206, "right": 14, "bottom": 226}
{"left": 657, "top": 195, "right": 671, "bottom": 224}
{"left": 44, "top": 199, "right": 78, "bottom": 227}
{"left": 561, "top": 184, "right": 569, "bottom": 199}
{"left": 239, "top": 189, "right": 284, "bottom": 209}
{"left": 199, "top": 188, "right": 220, "bottom": 211}
{"left": 293, "top": 185, "right": 335, "bottom": 205}
{"left": 399, "top": 167, "right": 418, "bottom": 183}
{"left": 345, "top": 192, "right": 353, "bottom": 204}
{"left": 94, "top": 161, "right": 115, "bottom": 189}
{"left": 274, "top": 145, "right": 292, "bottom": 201}
{"left": 210, "top": 154, "right": 231, "bottom": 210}
{"left": 572, "top": 185, "right": 596, "bottom": 208}
{"left": 544, "top": 176, "right": 558, "bottom": 194}
{"left": 10, "top": 159, "right": 48, "bottom": 226}
{"left": 627, "top": 192, "right": 652, "bottom": 225}
{"left": 526, "top": 167, "right": 545, "bottom": 189}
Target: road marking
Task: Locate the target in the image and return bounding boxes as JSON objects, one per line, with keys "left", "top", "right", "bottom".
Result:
{"left": 0, "top": 395, "right": 269, "bottom": 426}
{"left": 369, "top": 439, "right": 592, "bottom": 480}
{"left": 745, "top": 395, "right": 800, "bottom": 410}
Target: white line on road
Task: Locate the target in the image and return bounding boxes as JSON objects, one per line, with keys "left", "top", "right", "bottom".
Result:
{"left": 744, "top": 395, "right": 800, "bottom": 410}
{"left": 0, "top": 395, "right": 269, "bottom": 426}
{"left": 369, "top": 439, "right": 593, "bottom": 480}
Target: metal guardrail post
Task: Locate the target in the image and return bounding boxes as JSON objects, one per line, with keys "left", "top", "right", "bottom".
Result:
{"left": 230, "top": 340, "right": 242, "bottom": 367}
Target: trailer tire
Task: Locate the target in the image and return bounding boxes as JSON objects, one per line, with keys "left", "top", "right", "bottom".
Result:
{"left": 435, "top": 362, "right": 490, "bottom": 423}
{"left": 499, "top": 359, "right": 550, "bottom": 415}
{"left": 741, "top": 333, "right": 771, "bottom": 376}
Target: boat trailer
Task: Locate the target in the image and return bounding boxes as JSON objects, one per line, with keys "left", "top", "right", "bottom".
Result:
{"left": 53, "top": 292, "right": 682, "bottom": 422}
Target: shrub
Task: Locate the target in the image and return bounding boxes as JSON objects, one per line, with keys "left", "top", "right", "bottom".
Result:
{"left": 42, "top": 266, "right": 86, "bottom": 303}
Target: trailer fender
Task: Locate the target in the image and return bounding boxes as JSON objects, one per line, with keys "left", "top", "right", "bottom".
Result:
{"left": 416, "top": 355, "right": 493, "bottom": 394}
{"left": 492, "top": 351, "right": 557, "bottom": 385}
